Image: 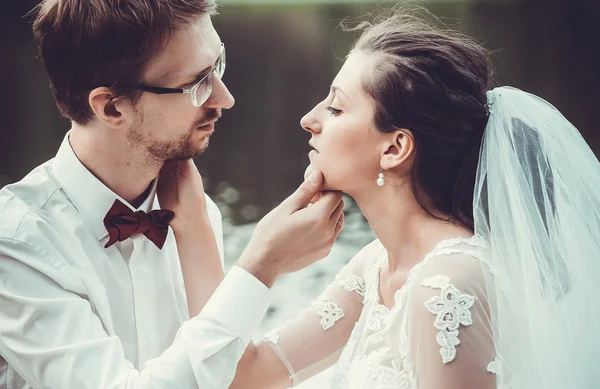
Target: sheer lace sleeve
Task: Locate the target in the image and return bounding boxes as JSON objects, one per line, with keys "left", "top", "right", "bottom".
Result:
{"left": 407, "top": 250, "right": 497, "bottom": 389}
{"left": 261, "top": 239, "right": 380, "bottom": 386}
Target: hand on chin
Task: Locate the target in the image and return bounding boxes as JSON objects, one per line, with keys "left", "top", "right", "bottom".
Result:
{"left": 304, "top": 164, "right": 339, "bottom": 202}
{"left": 304, "top": 164, "right": 315, "bottom": 181}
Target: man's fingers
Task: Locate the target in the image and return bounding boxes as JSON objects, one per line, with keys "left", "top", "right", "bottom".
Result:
{"left": 283, "top": 171, "right": 323, "bottom": 212}
{"left": 309, "top": 192, "right": 322, "bottom": 204}
{"left": 333, "top": 212, "right": 345, "bottom": 235}
{"left": 330, "top": 198, "right": 344, "bottom": 222}
{"left": 310, "top": 190, "right": 343, "bottom": 217}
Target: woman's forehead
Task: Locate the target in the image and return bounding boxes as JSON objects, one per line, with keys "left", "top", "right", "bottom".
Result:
{"left": 333, "top": 51, "right": 377, "bottom": 96}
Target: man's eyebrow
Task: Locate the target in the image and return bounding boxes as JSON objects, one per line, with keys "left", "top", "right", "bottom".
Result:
{"left": 174, "top": 43, "right": 224, "bottom": 87}
{"left": 331, "top": 85, "right": 350, "bottom": 100}
{"left": 178, "top": 65, "right": 213, "bottom": 86}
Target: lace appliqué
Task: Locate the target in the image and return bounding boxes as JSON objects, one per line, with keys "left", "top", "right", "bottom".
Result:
{"left": 341, "top": 347, "right": 416, "bottom": 389}
{"left": 366, "top": 304, "right": 389, "bottom": 332}
{"left": 487, "top": 358, "right": 512, "bottom": 389}
{"left": 263, "top": 329, "right": 280, "bottom": 345}
{"left": 422, "top": 275, "right": 476, "bottom": 364}
{"left": 341, "top": 274, "right": 366, "bottom": 300}
{"left": 311, "top": 299, "right": 345, "bottom": 330}
{"left": 390, "top": 361, "right": 413, "bottom": 389}
{"left": 487, "top": 357, "right": 501, "bottom": 374}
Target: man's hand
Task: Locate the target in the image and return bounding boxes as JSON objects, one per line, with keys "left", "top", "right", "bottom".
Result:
{"left": 156, "top": 159, "right": 208, "bottom": 232}
{"left": 238, "top": 171, "right": 344, "bottom": 287}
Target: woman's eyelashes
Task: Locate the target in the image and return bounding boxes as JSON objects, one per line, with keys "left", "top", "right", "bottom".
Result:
{"left": 326, "top": 106, "right": 342, "bottom": 116}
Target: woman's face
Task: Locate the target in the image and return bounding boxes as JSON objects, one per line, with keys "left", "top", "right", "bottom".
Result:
{"left": 301, "top": 51, "right": 386, "bottom": 194}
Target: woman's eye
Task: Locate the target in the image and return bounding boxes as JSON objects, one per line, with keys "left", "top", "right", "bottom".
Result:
{"left": 326, "top": 106, "right": 342, "bottom": 116}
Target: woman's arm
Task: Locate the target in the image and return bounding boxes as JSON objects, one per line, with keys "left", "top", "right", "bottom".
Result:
{"left": 228, "top": 240, "right": 380, "bottom": 389}
{"left": 173, "top": 214, "right": 224, "bottom": 317}
{"left": 158, "top": 160, "right": 225, "bottom": 317}
{"left": 408, "top": 253, "right": 497, "bottom": 389}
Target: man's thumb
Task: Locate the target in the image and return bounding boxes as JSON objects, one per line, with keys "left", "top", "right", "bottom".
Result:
{"left": 286, "top": 170, "right": 323, "bottom": 211}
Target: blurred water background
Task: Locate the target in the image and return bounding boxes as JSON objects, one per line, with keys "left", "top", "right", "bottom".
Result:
{"left": 1, "top": 0, "right": 599, "bottom": 387}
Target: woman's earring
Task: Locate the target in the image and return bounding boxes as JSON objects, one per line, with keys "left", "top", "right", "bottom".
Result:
{"left": 377, "top": 169, "right": 385, "bottom": 187}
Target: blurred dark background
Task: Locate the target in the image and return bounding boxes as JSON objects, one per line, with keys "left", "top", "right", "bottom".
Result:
{"left": 1, "top": 0, "right": 599, "bottom": 225}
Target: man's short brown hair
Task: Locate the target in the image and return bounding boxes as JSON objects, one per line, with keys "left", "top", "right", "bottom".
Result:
{"left": 32, "top": 0, "right": 217, "bottom": 124}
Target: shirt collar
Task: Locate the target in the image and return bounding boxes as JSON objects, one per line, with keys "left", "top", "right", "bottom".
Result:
{"left": 53, "top": 132, "right": 160, "bottom": 241}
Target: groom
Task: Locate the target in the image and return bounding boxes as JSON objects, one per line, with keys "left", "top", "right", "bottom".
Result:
{"left": 0, "top": 1, "right": 344, "bottom": 388}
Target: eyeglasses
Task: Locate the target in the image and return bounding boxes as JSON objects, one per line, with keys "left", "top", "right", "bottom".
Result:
{"left": 133, "top": 43, "right": 226, "bottom": 107}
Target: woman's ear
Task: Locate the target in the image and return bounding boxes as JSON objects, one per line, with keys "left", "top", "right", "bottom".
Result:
{"left": 88, "top": 87, "right": 133, "bottom": 129}
{"left": 380, "top": 129, "right": 415, "bottom": 171}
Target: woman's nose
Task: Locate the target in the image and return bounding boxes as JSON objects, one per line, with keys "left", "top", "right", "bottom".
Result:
{"left": 300, "top": 107, "right": 321, "bottom": 134}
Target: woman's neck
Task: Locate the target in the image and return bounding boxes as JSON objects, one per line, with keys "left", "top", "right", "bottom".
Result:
{"left": 353, "top": 183, "right": 473, "bottom": 273}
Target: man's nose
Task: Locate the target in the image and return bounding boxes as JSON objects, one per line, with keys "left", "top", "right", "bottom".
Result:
{"left": 203, "top": 75, "right": 235, "bottom": 110}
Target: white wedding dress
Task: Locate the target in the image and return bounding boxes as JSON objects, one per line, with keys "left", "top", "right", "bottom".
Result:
{"left": 262, "top": 235, "right": 497, "bottom": 389}
{"left": 260, "top": 86, "right": 600, "bottom": 388}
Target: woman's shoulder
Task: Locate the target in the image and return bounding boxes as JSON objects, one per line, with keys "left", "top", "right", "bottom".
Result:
{"left": 411, "top": 235, "right": 491, "bottom": 294}
{"left": 335, "top": 238, "right": 384, "bottom": 282}
{"left": 352, "top": 238, "right": 385, "bottom": 268}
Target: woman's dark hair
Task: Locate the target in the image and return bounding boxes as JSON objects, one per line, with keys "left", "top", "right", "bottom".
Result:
{"left": 350, "top": 9, "right": 494, "bottom": 230}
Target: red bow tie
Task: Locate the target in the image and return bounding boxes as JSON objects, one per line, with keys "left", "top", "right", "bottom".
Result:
{"left": 103, "top": 199, "right": 175, "bottom": 249}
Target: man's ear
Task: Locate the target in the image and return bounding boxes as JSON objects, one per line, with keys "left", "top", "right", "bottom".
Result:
{"left": 380, "top": 129, "right": 415, "bottom": 171}
{"left": 88, "top": 87, "right": 133, "bottom": 129}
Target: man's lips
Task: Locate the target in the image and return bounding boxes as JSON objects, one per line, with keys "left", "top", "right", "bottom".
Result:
{"left": 198, "top": 119, "right": 217, "bottom": 129}
{"left": 197, "top": 110, "right": 222, "bottom": 128}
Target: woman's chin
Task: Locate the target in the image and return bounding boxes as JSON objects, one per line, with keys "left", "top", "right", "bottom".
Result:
{"left": 304, "top": 165, "right": 340, "bottom": 192}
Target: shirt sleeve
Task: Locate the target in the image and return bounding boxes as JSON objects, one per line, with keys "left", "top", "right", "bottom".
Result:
{"left": 258, "top": 240, "right": 379, "bottom": 386}
{"left": 406, "top": 252, "right": 497, "bottom": 389}
{"left": 0, "top": 238, "right": 270, "bottom": 389}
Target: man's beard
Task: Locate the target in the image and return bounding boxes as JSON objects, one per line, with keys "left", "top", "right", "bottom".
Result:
{"left": 127, "top": 109, "right": 220, "bottom": 162}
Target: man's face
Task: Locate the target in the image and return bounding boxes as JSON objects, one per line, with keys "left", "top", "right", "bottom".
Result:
{"left": 128, "top": 14, "right": 234, "bottom": 162}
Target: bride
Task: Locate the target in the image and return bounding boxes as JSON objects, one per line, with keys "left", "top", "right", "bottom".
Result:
{"left": 226, "top": 10, "right": 600, "bottom": 389}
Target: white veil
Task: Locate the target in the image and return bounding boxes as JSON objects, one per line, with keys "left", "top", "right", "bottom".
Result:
{"left": 473, "top": 86, "right": 600, "bottom": 388}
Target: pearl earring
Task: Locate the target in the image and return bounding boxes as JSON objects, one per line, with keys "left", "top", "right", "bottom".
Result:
{"left": 377, "top": 169, "right": 385, "bottom": 187}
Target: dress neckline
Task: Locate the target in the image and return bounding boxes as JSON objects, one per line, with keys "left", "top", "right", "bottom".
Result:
{"left": 372, "top": 235, "right": 481, "bottom": 312}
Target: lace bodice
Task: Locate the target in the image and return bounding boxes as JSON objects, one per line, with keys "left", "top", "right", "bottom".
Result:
{"left": 262, "top": 236, "right": 498, "bottom": 389}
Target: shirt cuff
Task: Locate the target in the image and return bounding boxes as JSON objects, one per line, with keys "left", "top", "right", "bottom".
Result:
{"left": 199, "top": 266, "right": 272, "bottom": 344}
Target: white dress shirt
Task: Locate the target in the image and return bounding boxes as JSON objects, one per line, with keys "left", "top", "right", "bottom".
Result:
{"left": 0, "top": 134, "right": 271, "bottom": 389}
